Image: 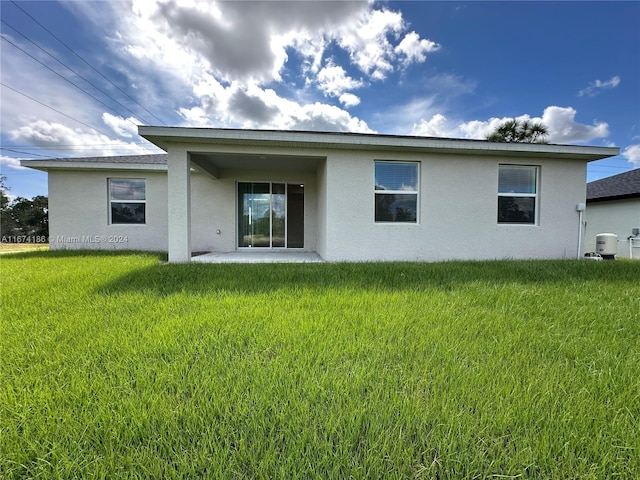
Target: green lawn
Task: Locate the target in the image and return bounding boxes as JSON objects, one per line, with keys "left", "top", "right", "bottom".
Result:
{"left": 1, "top": 252, "right": 639, "bottom": 479}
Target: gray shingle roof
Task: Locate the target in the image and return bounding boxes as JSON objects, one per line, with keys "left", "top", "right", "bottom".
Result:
{"left": 587, "top": 168, "right": 640, "bottom": 202}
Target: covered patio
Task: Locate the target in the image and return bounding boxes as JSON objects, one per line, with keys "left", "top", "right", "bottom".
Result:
{"left": 138, "top": 128, "right": 326, "bottom": 262}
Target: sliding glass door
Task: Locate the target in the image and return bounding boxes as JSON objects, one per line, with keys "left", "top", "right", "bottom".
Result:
{"left": 238, "top": 182, "right": 304, "bottom": 248}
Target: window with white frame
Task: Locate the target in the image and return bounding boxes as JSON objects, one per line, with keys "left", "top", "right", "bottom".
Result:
{"left": 374, "top": 161, "right": 419, "bottom": 223}
{"left": 497, "top": 165, "right": 538, "bottom": 224}
{"left": 109, "top": 178, "right": 146, "bottom": 224}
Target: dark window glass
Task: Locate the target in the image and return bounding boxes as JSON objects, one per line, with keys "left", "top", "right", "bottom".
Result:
{"left": 237, "top": 182, "right": 304, "bottom": 248}
{"left": 287, "top": 184, "right": 304, "bottom": 248}
{"left": 498, "top": 197, "right": 535, "bottom": 224}
{"left": 111, "top": 203, "right": 145, "bottom": 224}
{"left": 375, "top": 194, "right": 417, "bottom": 222}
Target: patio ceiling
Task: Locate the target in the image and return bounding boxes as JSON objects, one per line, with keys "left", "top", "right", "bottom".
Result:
{"left": 190, "top": 152, "right": 323, "bottom": 178}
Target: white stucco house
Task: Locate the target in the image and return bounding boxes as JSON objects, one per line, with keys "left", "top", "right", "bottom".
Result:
{"left": 584, "top": 169, "right": 640, "bottom": 259}
{"left": 21, "top": 127, "right": 619, "bottom": 263}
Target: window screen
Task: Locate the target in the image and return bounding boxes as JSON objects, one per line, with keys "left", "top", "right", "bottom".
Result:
{"left": 109, "top": 178, "right": 146, "bottom": 224}
{"left": 497, "top": 166, "right": 538, "bottom": 224}
{"left": 374, "top": 162, "right": 419, "bottom": 223}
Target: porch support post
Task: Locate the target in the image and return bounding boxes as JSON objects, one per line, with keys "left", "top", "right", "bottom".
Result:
{"left": 167, "top": 146, "right": 191, "bottom": 262}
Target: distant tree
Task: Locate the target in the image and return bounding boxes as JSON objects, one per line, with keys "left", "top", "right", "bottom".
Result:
{"left": 1, "top": 194, "right": 49, "bottom": 239}
{"left": 0, "top": 176, "right": 8, "bottom": 210}
{"left": 0, "top": 176, "right": 15, "bottom": 236}
{"left": 486, "top": 119, "right": 549, "bottom": 143}
{"left": 30, "top": 195, "right": 49, "bottom": 237}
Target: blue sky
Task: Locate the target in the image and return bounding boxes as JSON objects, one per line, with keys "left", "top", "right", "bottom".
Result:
{"left": 1, "top": 1, "right": 639, "bottom": 200}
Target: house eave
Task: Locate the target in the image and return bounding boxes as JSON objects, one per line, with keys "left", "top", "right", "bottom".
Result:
{"left": 19, "top": 160, "right": 168, "bottom": 172}
{"left": 587, "top": 193, "right": 640, "bottom": 203}
{"left": 139, "top": 126, "right": 620, "bottom": 162}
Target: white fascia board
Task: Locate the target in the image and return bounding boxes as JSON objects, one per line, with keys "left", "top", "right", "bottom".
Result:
{"left": 138, "top": 126, "right": 620, "bottom": 162}
{"left": 19, "top": 160, "right": 168, "bottom": 172}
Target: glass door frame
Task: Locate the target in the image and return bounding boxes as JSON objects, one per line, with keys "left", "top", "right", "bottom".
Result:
{"left": 237, "top": 181, "right": 303, "bottom": 249}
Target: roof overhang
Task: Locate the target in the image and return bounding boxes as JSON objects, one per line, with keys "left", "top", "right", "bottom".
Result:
{"left": 20, "top": 160, "right": 167, "bottom": 172}
{"left": 139, "top": 126, "right": 620, "bottom": 162}
{"left": 587, "top": 193, "right": 640, "bottom": 203}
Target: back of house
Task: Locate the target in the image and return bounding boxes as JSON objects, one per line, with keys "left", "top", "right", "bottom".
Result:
{"left": 21, "top": 127, "right": 620, "bottom": 262}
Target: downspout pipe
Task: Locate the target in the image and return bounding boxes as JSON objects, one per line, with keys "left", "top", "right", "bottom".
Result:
{"left": 576, "top": 203, "right": 586, "bottom": 259}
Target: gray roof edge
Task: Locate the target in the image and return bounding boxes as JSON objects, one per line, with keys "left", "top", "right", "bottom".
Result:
{"left": 20, "top": 154, "right": 168, "bottom": 171}
{"left": 587, "top": 193, "right": 640, "bottom": 203}
{"left": 139, "top": 126, "right": 620, "bottom": 160}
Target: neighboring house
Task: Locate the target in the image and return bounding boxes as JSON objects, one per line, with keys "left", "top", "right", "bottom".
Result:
{"left": 584, "top": 169, "right": 640, "bottom": 259}
{"left": 21, "top": 127, "right": 619, "bottom": 263}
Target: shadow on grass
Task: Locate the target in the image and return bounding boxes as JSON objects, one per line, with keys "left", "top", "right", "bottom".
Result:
{"left": 6, "top": 249, "right": 637, "bottom": 295}
{"left": 94, "top": 258, "right": 640, "bottom": 297}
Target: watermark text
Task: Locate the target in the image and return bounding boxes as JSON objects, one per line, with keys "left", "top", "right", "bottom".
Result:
{"left": 2, "top": 235, "right": 129, "bottom": 244}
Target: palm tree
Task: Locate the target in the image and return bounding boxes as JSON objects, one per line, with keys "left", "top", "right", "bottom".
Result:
{"left": 486, "top": 119, "right": 548, "bottom": 143}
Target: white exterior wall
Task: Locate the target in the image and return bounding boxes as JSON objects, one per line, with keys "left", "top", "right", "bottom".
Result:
{"left": 322, "top": 152, "right": 587, "bottom": 262}
{"left": 584, "top": 199, "right": 640, "bottom": 259}
{"left": 47, "top": 167, "right": 319, "bottom": 254}
{"left": 47, "top": 170, "right": 168, "bottom": 251}
{"left": 190, "top": 169, "right": 318, "bottom": 253}
{"left": 45, "top": 146, "right": 594, "bottom": 262}
{"left": 167, "top": 146, "right": 191, "bottom": 261}
{"left": 316, "top": 159, "right": 328, "bottom": 260}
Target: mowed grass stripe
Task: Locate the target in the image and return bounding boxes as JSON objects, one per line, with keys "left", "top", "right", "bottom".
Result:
{"left": 1, "top": 251, "right": 639, "bottom": 478}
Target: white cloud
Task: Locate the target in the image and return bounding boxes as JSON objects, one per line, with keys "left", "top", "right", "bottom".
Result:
{"left": 287, "top": 102, "right": 373, "bottom": 132}
{"left": 457, "top": 116, "right": 511, "bottom": 140}
{"left": 622, "top": 144, "right": 640, "bottom": 166}
{"left": 395, "top": 31, "right": 440, "bottom": 65}
{"left": 179, "top": 83, "right": 372, "bottom": 133}
{"left": 339, "top": 93, "right": 361, "bottom": 108}
{"left": 412, "top": 106, "right": 609, "bottom": 144}
{"left": 337, "top": 8, "right": 404, "bottom": 80}
{"left": 0, "top": 155, "right": 29, "bottom": 171}
{"left": 65, "top": 0, "right": 433, "bottom": 132}
{"left": 456, "top": 106, "right": 608, "bottom": 144}
{"left": 541, "top": 106, "right": 609, "bottom": 143}
{"left": 316, "top": 62, "right": 363, "bottom": 98}
{"left": 102, "top": 113, "right": 142, "bottom": 138}
{"left": 412, "top": 112, "right": 512, "bottom": 140}
{"left": 119, "top": 0, "right": 439, "bottom": 87}
{"left": 4, "top": 0, "right": 447, "bottom": 166}
{"left": 578, "top": 75, "right": 620, "bottom": 97}
{"left": 412, "top": 114, "right": 449, "bottom": 137}
{"left": 147, "top": 0, "right": 371, "bottom": 83}
{"left": 10, "top": 120, "right": 159, "bottom": 157}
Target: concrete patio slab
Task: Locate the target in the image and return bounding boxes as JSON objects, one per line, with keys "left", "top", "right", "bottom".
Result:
{"left": 191, "top": 251, "right": 324, "bottom": 263}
